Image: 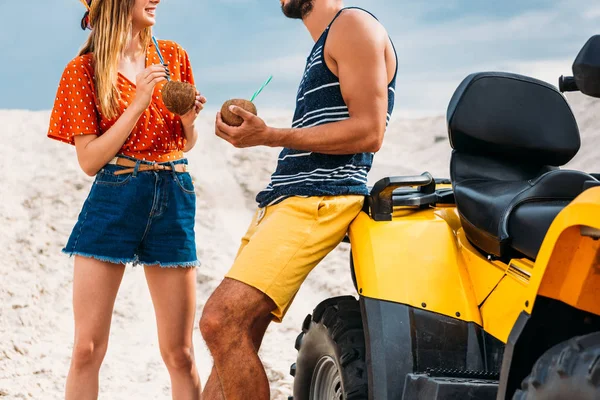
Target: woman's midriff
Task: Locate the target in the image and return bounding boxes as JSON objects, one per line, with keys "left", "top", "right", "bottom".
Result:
{"left": 121, "top": 149, "right": 185, "bottom": 163}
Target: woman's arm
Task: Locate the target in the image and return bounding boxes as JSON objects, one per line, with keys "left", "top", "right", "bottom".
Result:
{"left": 74, "top": 104, "right": 145, "bottom": 176}
{"left": 182, "top": 124, "right": 199, "bottom": 153}
{"left": 74, "top": 65, "right": 168, "bottom": 176}
{"left": 180, "top": 92, "right": 206, "bottom": 153}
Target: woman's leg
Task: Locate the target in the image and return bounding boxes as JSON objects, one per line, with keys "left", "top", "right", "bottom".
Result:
{"left": 65, "top": 256, "right": 126, "bottom": 400}
{"left": 144, "top": 265, "right": 201, "bottom": 400}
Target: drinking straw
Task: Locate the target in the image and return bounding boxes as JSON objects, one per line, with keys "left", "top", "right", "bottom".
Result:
{"left": 151, "top": 36, "right": 171, "bottom": 81}
{"left": 250, "top": 75, "right": 273, "bottom": 102}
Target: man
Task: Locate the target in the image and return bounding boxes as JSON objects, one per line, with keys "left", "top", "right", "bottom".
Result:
{"left": 200, "top": 0, "right": 397, "bottom": 398}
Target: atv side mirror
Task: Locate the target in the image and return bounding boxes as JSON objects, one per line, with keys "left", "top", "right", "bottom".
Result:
{"left": 570, "top": 35, "right": 600, "bottom": 98}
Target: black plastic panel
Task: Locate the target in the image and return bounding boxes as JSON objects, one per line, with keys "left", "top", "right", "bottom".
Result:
{"left": 360, "top": 297, "right": 504, "bottom": 399}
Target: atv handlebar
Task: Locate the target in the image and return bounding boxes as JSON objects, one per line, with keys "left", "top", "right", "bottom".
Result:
{"left": 368, "top": 173, "right": 436, "bottom": 221}
{"left": 559, "top": 75, "right": 579, "bottom": 93}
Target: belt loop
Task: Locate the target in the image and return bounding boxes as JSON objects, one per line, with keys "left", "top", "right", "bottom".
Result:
{"left": 132, "top": 160, "right": 141, "bottom": 177}
{"left": 168, "top": 161, "right": 177, "bottom": 179}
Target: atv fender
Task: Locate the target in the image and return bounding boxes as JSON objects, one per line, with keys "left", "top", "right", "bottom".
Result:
{"left": 348, "top": 207, "right": 482, "bottom": 324}
{"left": 524, "top": 187, "right": 600, "bottom": 317}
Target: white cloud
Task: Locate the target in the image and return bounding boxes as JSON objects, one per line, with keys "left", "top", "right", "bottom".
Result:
{"left": 501, "top": 58, "right": 574, "bottom": 86}
{"left": 196, "top": 54, "right": 306, "bottom": 84}
{"left": 583, "top": 6, "right": 600, "bottom": 19}
{"left": 391, "top": 56, "right": 576, "bottom": 118}
{"left": 392, "top": 9, "right": 566, "bottom": 51}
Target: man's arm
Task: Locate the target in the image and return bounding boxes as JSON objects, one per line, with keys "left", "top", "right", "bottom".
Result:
{"left": 216, "top": 10, "right": 391, "bottom": 155}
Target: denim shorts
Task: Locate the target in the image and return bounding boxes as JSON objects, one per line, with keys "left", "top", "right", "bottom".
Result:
{"left": 63, "top": 157, "right": 199, "bottom": 268}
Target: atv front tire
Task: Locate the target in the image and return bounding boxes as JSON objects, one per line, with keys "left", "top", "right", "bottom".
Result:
{"left": 513, "top": 332, "right": 600, "bottom": 400}
{"left": 292, "top": 296, "right": 368, "bottom": 400}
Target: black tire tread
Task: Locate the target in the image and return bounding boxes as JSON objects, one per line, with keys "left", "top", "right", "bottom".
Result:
{"left": 316, "top": 298, "right": 367, "bottom": 400}
{"left": 293, "top": 296, "right": 367, "bottom": 400}
{"left": 513, "top": 332, "right": 600, "bottom": 400}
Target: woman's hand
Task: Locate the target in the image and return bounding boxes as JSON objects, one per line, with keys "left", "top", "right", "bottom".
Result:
{"left": 131, "top": 64, "right": 168, "bottom": 113}
{"left": 180, "top": 90, "right": 207, "bottom": 128}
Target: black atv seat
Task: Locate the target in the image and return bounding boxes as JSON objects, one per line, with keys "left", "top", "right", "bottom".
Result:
{"left": 447, "top": 72, "right": 597, "bottom": 259}
{"left": 507, "top": 201, "right": 569, "bottom": 260}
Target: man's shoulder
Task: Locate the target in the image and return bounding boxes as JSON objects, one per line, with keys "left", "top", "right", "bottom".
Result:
{"left": 327, "top": 8, "right": 388, "bottom": 49}
{"left": 333, "top": 8, "right": 387, "bottom": 37}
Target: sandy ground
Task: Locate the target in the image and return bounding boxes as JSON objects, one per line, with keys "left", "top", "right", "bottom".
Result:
{"left": 0, "top": 92, "right": 597, "bottom": 399}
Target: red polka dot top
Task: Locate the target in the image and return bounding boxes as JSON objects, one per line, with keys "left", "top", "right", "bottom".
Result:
{"left": 47, "top": 40, "right": 195, "bottom": 163}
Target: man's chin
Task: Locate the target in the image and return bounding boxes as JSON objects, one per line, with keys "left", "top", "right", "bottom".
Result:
{"left": 281, "top": 6, "right": 301, "bottom": 19}
{"left": 281, "top": 0, "right": 313, "bottom": 20}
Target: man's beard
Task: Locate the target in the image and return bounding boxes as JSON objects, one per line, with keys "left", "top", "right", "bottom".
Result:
{"left": 281, "top": 0, "right": 314, "bottom": 20}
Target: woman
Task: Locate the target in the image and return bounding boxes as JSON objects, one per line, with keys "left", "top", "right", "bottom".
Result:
{"left": 47, "top": 0, "right": 205, "bottom": 398}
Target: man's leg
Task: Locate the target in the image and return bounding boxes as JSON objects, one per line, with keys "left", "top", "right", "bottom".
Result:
{"left": 202, "top": 306, "right": 272, "bottom": 400}
{"left": 202, "top": 208, "right": 272, "bottom": 400}
{"left": 201, "top": 195, "right": 365, "bottom": 400}
{"left": 200, "top": 279, "right": 275, "bottom": 400}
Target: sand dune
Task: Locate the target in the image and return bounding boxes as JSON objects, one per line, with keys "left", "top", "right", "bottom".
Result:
{"left": 0, "top": 92, "right": 597, "bottom": 399}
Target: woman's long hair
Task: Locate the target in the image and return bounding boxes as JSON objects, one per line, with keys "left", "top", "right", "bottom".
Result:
{"left": 79, "top": 0, "right": 152, "bottom": 119}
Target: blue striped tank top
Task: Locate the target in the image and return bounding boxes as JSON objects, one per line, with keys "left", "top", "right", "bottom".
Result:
{"left": 256, "top": 7, "right": 398, "bottom": 208}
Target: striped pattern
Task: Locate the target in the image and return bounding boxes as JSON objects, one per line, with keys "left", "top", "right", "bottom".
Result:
{"left": 269, "top": 164, "right": 368, "bottom": 187}
{"left": 255, "top": 7, "right": 397, "bottom": 208}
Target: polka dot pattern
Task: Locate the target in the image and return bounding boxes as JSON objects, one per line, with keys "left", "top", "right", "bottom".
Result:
{"left": 47, "top": 40, "right": 195, "bottom": 163}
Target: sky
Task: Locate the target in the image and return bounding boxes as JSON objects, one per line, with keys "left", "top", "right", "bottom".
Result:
{"left": 1, "top": 0, "right": 599, "bottom": 117}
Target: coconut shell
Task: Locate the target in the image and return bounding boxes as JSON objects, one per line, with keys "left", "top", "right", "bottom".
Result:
{"left": 162, "top": 81, "right": 196, "bottom": 116}
{"left": 220, "top": 99, "right": 258, "bottom": 127}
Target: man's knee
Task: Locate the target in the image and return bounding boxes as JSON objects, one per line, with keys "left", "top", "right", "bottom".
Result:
{"left": 199, "top": 280, "right": 275, "bottom": 346}
{"left": 199, "top": 291, "right": 246, "bottom": 347}
{"left": 199, "top": 303, "right": 229, "bottom": 346}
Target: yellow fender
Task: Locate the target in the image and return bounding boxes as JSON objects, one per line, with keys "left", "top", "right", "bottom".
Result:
{"left": 348, "top": 206, "right": 483, "bottom": 325}
{"left": 525, "top": 186, "right": 600, "bottom": 316}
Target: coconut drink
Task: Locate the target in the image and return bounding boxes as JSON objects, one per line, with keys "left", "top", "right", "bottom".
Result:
{"left": 220, "top": 99, "right": 258, "bottom": 127}
{"left": 219, "top": 75, "right": 272, "bottom": 127}
{"left": 152, "top": 36, "right": 196, "bottom": 116}
{"left": 162, "top": 81, "right": 196, "bottom": 116}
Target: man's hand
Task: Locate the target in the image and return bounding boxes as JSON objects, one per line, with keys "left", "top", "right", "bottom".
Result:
{"left": 214, "top": 10, "right": 395, "bottom": 155}
{"left": 215, "top": 106, "right": 272, "bottom": 148}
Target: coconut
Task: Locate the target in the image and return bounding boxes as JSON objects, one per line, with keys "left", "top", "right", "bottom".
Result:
{"left": 162, "top": 81, "right": 196, "bottom": 116}
{"left": 220, "top": 99, "right": 258, "bottom": 127}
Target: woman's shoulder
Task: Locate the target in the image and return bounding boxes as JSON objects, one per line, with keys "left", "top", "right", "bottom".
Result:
{"left": 157, "top": 39, "right": 183, "bottom": 50}
{"left": 63, "top": 53, "right": 95, "bottom": 76}
{"left": 156, "top": 39, "right": 189, "bottom": 58}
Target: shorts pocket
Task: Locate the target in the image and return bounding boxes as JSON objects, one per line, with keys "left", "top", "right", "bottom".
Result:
{"left": 94, "top": 168, "right": 133, "bottom": 186}
{"left": 317, "top": 195, "right": 364, "bottom": 219}
{"left": 174, "top": 172, "right": 196, "bottom": 195}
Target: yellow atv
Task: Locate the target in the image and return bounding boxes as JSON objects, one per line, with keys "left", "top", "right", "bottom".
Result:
{"left": 290, "top": 35, "right": 600, "bottom": 399}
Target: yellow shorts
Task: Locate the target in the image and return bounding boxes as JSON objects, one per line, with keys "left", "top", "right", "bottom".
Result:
{"left": 225, "top": 195, "right": 365, "bottom": 322}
